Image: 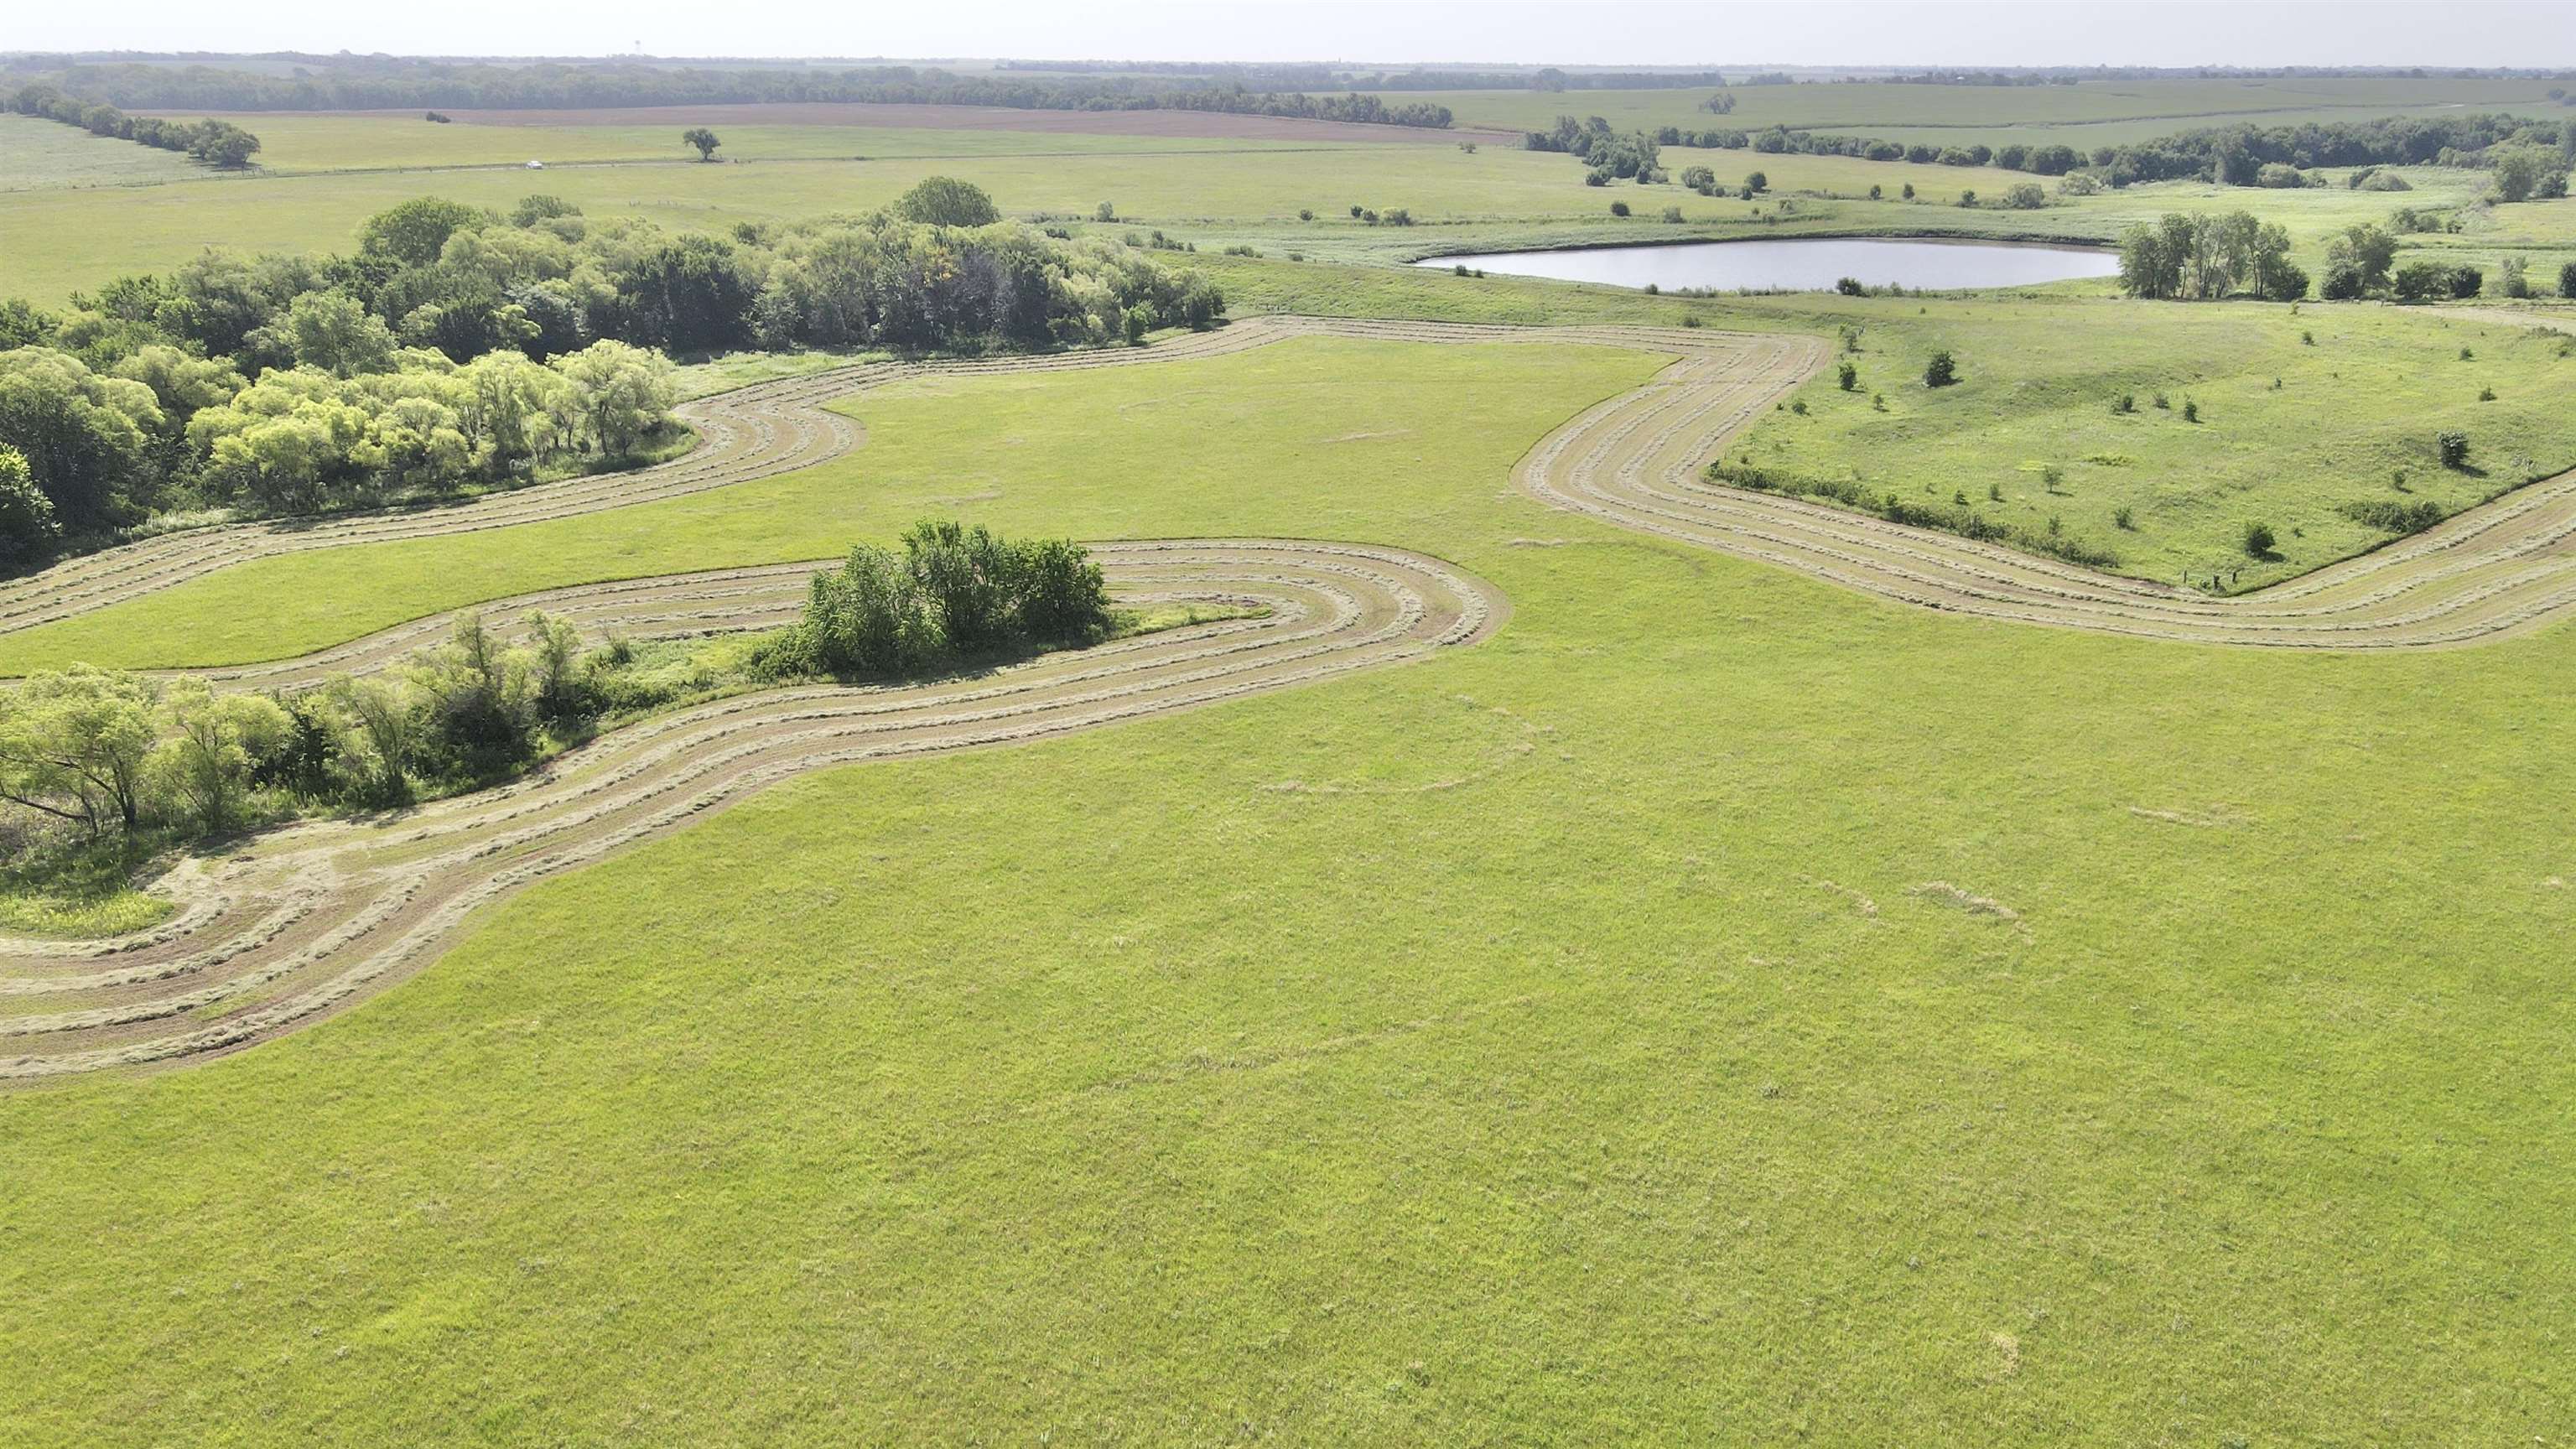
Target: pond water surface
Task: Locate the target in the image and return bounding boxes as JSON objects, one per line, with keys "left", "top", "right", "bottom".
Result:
{"left": 1417, "top": 236, "right": 2120, "bottom": 292}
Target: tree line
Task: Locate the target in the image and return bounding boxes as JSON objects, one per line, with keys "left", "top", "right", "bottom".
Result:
{"left": 4, "top": 84, "right": 259, "bottom": 166}
{"left": 0, "top": 60, "right": 1452, "bottom": 128}
{"left": 1567, "top": 112, "right": 2572, "bottom": 196}
{"left": 0, "top": 178, "right": 1221, "bottom": 564}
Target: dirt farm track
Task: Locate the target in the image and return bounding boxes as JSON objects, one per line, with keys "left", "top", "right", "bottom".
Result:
{"left": 9, "top": 314, "right": 2576, "bottom": 1081}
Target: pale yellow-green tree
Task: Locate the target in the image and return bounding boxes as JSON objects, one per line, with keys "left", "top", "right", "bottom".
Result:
{"left": 148, "top": 682, "right": 293, "bottom": 832}
{"left": 0, "top": 666, "right": 164, "bottom": 832}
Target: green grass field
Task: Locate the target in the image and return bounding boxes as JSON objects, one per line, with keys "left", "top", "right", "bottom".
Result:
{"left": 6, "top": 314, "right": 2571, "bottom": 1446}
{"left": 148, "top": 112, "right": 1335, "bottom": 172}
{"left": 0, "top": 113, "right": 204, "bottom": 190}
{"left": 0, "top": 338, "right": 1663, "bottom": 671}
{"left": 6, "top": 114, "right": 2558, "bottom": 311}
{"left": 9, "top": 80, "right": 2576, "bottom": 1444}
{"left": 1431, "top": 74, "right": 2570, "bottom": 141}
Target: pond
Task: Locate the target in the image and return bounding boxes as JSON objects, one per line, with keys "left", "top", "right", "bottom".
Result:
{"left": 1415, "top": 236, "right": 2120, "bottom": 293}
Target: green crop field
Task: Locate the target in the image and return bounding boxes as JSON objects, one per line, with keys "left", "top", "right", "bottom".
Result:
{"left": 8, "top": 56, "right": 2576, "bottom": 1446}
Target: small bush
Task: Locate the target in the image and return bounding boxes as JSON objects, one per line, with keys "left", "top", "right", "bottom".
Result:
{"left": 2438, "top": 430, "right": 2470, "bottom": 468}
{"left": 2113, "top": 506, "right": 2135, "bottom": 530}
{"left": 2111, "top": 392, "right": 2135, "bottom": 414}
{"left": 2243, "top": 521, "right": 2277, "bottom": 557}
{"left": 1923, "top": 351, "right": 1958, "bottom": 387}
{"left": 1836, "top": 361, "right": 1857, "bottom": 391}
{"left": 2340, "top": 498, "right": 2446, "bottom": 532}
{"left": 1610, "top": 200, "right": 1630, "bottom": 217}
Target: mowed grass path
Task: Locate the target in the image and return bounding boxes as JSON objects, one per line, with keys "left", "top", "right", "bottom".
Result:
{"left": 4, "top": 330, "right": 2572, "bottom": 1443}
{"left": 0, "top": 338, "right": 1665, "bottom": 671}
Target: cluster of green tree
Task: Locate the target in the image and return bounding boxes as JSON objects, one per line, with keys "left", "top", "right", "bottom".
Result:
{"left": 756, "top": 520, "right": 1113, "bottom": 677}
{"left": 0, "top": 523, "right": 1111, "bottom": 896}
{"left": 1522, "top": 116, "right": 1664, "bottom": 183}
{"left": 1877, "top": 70, "right": 2086, "bottom": 87}
{"left": 1639, "top": 112, "right": 2570, "bottom": 195}
{"left": 2114, "top": 213, "right": 2309, "bottom": 301}
{"left": 0, "top": 179, "right": 1218, "bottom": 561}
{"left": 0, "top": 609, "right": 606, "bottom": 848}
{"left": 2388, "top": 260, "right": 2488, "bottom": 302}
{"left": 0, "top": 340, "right": 675, "bottom": 558}
{"left": 0, "top": 60, "right": 1452, "bottom": 128}
{"left": 3, "top": 83, "right": 259, "bottom": 166}
{"left": 2085, "top": 115, "right": 2569, "bottom": 190}
{"left": 1500, "top": 68, "right": 1734, "bottom": 92}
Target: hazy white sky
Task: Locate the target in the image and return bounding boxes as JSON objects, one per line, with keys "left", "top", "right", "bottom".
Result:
{"left": 11, "top": 2, "right": 2572, "bottom": 70}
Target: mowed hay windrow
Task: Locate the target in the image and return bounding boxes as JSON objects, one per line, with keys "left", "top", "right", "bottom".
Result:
{"left": 13, "top": 315, "right": 2576, "bottom": 656}
{"left": 0, "top": 543, "right": 1504, "bottom": 1079}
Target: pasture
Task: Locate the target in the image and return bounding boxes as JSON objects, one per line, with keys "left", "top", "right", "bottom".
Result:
{"left": 6, "top": 63, "right": 2576, "bottom": 1446}
{"left": 6, "top": 310, "right": 2573, "bottom": 1443}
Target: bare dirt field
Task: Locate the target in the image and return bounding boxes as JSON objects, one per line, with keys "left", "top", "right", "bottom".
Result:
{"left": 198, "top": 103, "right": 1524, "bottom": 146}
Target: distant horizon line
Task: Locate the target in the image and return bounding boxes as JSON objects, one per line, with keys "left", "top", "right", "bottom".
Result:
{"left": 6, "top": 52, "right": 2575, "bottom": 76}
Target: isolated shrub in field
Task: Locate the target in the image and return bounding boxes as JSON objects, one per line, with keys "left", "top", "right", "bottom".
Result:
{"left": 2392, "top": 262, "right": 2454, "bottom": 301}
{"left": 2438, "top": 430, "right": 2470, "bottom": 469}
{"left": 1924, "top": 351, "right": 1958, "bottom": 387}
{"left": 2498, "top": 255, "right": 2530, "bottom": 298}
{"left": 1663, "top": 205, "right": 1685, "bottom": 223}
{"left": 1836, "top": 361, "right": 1857, "bottom": 391}
{"left": 2340, "top": 498, "right": 2446, "bottom": 532}
{"left": 2561, "top": 261, "right": 2576, "bottom": 298}
{"left": 777, "top": 522, "right": 1113, "bottom": 679}
{"left": 2111, "top": 392, "right": 2135, "bottom": 414}
{"left": 2113, "top": 506, "right": 2135, "bottom": 530}
{"left": 1610, "top": 200, "right": 1630, "bottom": 216}
{"left": 2243, "top": 521, "right": 2277, "bottom": 557}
